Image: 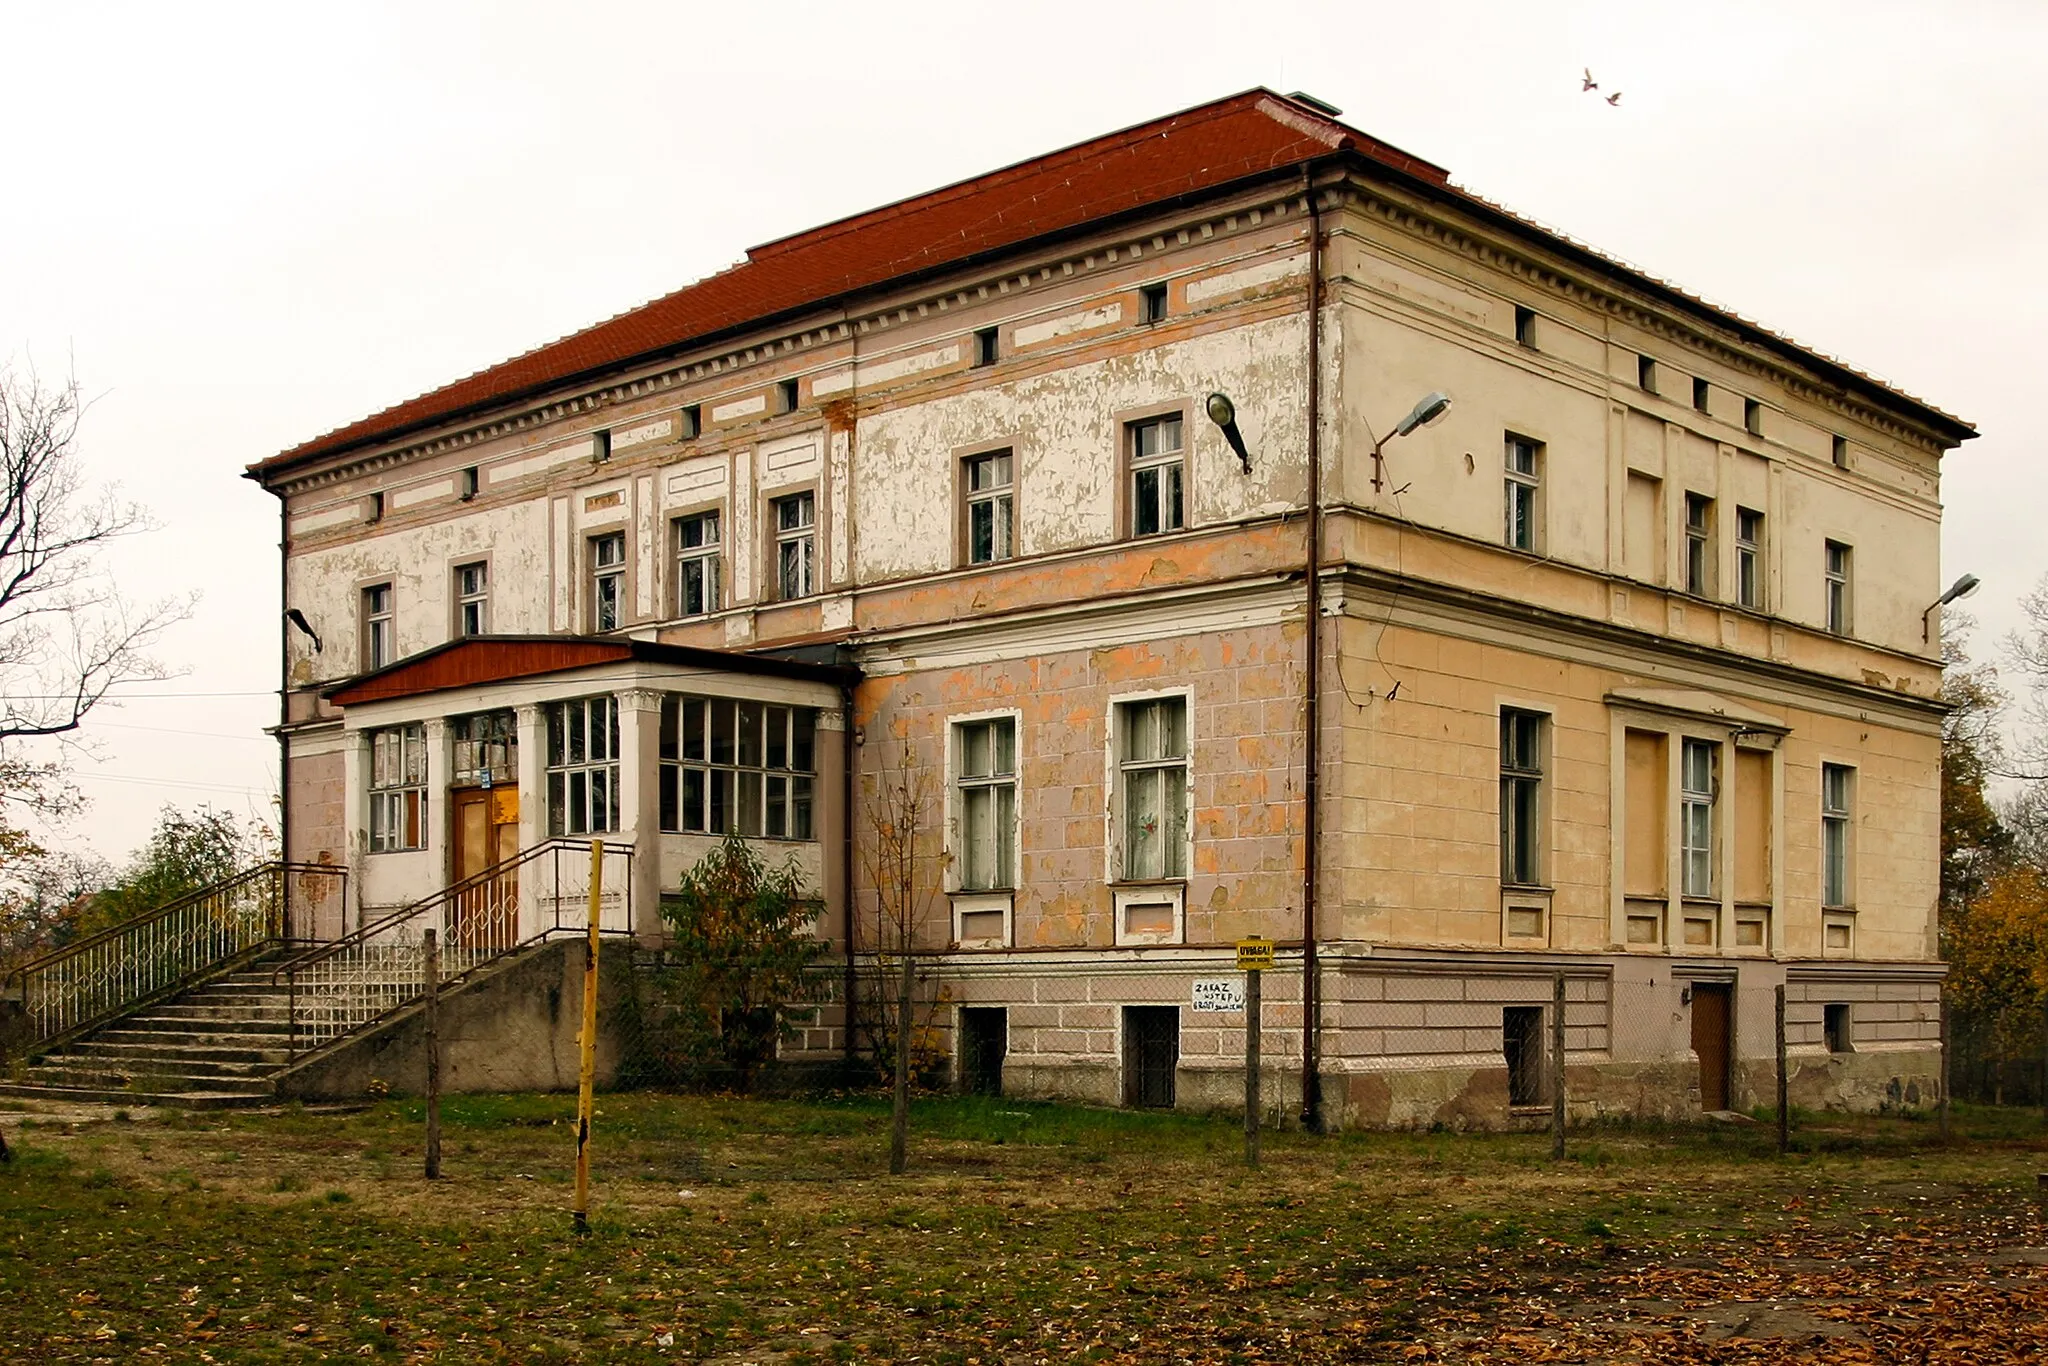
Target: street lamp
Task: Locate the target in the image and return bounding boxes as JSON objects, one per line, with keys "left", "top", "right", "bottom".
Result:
{"left": 1370, "top": 390, "right": 1452, "bottom": 493}
{"left": 1922, "top": 572, "right": 1981, "bottom": 642}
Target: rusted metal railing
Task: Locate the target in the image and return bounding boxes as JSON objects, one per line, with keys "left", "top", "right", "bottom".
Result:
{"left": 4, "top": 862, "right": 349, "bottom": 1056}
{"left": 274, "top": 839, "right": 633, "bottom": 1057}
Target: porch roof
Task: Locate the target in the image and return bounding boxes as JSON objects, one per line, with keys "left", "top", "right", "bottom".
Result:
{"left": 323, "top": 634, "right": 857, "bottom": 708}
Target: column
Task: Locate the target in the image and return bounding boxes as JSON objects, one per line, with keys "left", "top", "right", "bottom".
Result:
{"left": 341, "top": 728, "right": 370, "bottom": 934}
{"left": 616, "top": 688, "right": 666, "bottom": 942}
{"left": 515, "top": 702, "right": 547, "bottom": 939}
{"left": 423, "top": 717, "right": 453, "bottom": 941}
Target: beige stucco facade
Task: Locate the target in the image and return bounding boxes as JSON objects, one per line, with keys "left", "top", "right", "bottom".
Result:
{"left": 254, "top": 94, "right": 1968, "bottom": 1126}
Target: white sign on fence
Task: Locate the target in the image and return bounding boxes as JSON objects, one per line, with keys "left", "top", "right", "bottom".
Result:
{"left": 1191, "top": 978, "right": 1246, "bottom": 1013}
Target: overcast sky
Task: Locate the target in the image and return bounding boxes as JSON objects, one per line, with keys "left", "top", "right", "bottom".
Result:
{"left": 3, "top": 0, "right": 2041, "bottom": 864}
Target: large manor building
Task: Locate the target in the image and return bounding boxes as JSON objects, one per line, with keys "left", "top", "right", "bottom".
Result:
{"left": 249, "top": 90, "right": 1974, "bottom": 1127}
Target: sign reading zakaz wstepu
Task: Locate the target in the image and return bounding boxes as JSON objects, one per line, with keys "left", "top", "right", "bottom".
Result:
{"left": 1191, "top": 978, "right": 1246, "bottom": 1013}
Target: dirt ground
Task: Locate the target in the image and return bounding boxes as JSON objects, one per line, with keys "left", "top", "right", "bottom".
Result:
{"left": 2, "top": 1092, "right": 2044, "bottom": 1363}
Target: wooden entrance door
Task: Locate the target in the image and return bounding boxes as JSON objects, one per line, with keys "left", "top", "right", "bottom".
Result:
{"left": 1690, "top": 983, "right": 1733, "bottom": 1112}
{"left": 450, "top": 787, "right": 521, "bottom": 951}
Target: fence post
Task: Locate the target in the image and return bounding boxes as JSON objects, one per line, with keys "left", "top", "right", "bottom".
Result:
{"left": 423, "top": 928, "right": 442, "bottom": 1180}
{"left": 1244, "top": 964, "right": 1261, "bottom": 1169}
{"left": 1939, "top": 995, "right": 1952, "bottom": 1143}
{"left": 1551, "top": 971, "right": 1566, "bottom": 1160}
{"left": 1774, "top": 984, "right": 1788, "bottom": 1156}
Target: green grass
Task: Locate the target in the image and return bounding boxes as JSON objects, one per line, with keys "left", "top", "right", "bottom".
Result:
{"left": 2, "top": 1092, "right": 2044, "bottom": 1362}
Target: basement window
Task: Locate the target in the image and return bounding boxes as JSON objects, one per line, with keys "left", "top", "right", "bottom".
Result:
{"left": 1504, "top": 1005, "right": 1545, "bottom": 1105}
{"left": 1141, "top": 283, "right": 1168, "bottom": 324}
{"left": 1824, "top": 1003, "right": 1852, "bottom": 1054}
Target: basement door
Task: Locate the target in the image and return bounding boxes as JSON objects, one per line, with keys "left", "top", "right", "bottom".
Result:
{"left": 1690, "top": 983, "right": 1733, "bottom": 1112}
{"left": 1123, "top": 1006, "right": 1179, "bottom": 1109}
{"left": 450, "top": 787, "right": 520, "bottom": 951}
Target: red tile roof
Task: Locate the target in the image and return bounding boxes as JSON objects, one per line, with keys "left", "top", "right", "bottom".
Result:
{"left": 253, "top": 88, "right": 1970, "bottom": 477}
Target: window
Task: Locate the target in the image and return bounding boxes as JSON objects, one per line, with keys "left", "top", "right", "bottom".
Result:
{"left": 1684, "top": 493, "right": 1714, "bottom": 596}
{"left": 1503, "top": 1006, "right": 1545, "bottom": 1105}
{"left": 1638, "top": 355, "right": 1657, "bottom": 393}
{"left": 674, "top": 511, "right": 721, "bottom": 617}
{"left": 1500, "top": 709, "right": 1545, "bottom": 886}
{"left": 1118, "top": 696, "right": 1188, "bottom": 881}
{"left": 1503, "top": 435, "right": 1540, "bottom": 551}
{"left": 1824, "top": 541, "right": 1852, "bottom": 634}
{"left": 1831, "top": 434, "right": 1848, "bottom": 469}
{"left": 594, "top": 429, "right": 612, "bottom": 463}
{"left": 1744, "top": 398, "right": 1763, "bottom": 436}
{"left": 1140, "top": 283, "right": 1168, "bottom": 324}
{"left": 1127, "top": 414, "right": 1184, "bottom": 537}
{"left": 1823, "top": 1003, "right": 1852, "bottom": 1054}
{"left": 681, "top": 404, "right": 702, "bottom": 439}
{"left": 362, "top": 583, "right": 394, "bottom": 671}
{"left": 774, "top": 492, "right": 816, "bottom": 599}
{"left": 589, "top": 532, "right": 626, "bottom": 632}
{"left": 451, "top": 710, "right": 516, "bottom": 787}
{"left": 776, "top": 378, "right": 799, "bottom": 414}
{"left": 954, "top": 716, "right": 1016, "bottom": 890}
{"left": 1693, "top": 377, "right": 1711, "bottom": 413}
{"left": 1735, "top": 507, "right": 1764, "bottom": 609}
{"left": 1681, "top": 738, "right": 1718, "bottom": 898}
{"left": 455, "top": 562, "right": 488, "bottom": 637}
{"left": 659, "top": 696, "right": 815, "bottom": 838}
{"left": 973, "top": 327, "right": 999, "bottom": 367}
{"left": 460, "top": 467, "right": 479, "bottom": 501}
{"left": 547, "top": 696, "right": 619, "bottom": 835}
{"left": 963, "top": 451, "right": 1014, "bottom": 564}
{"left": 1513, "top": 305, "right": 1536, "bottom": 348}
{"left": 1822, "top": 763, "right": 1853, "bottom": 908}
{"left": 366, "top": 491, "right": 385, "bottom": 523}
{"left": 368, "top": 724, "right": 427, "bottom": 852}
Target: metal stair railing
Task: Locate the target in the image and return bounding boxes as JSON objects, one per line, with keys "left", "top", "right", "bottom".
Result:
{"left": 274, "top": 838, "right": 633, "bottom": 1058}
{"left": 3, "top": 862, "right": 349, "bottom": 1056}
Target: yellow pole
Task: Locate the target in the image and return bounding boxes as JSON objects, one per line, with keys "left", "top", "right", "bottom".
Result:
{"left": 572, "top": 839, "right": 602, "bottom": 1235}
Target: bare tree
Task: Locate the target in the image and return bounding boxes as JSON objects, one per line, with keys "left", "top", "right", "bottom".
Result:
{"left": 857, "top": 743, "right": 951, "bottom": 1175}
{"left": 0, "top": 367, "right": 182, "bottom": 748}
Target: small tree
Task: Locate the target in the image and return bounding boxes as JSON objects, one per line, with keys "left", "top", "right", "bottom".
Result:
{"left": 857, "top": 744, "right": 951, "bottom": 1174}
{"left": 85, "top": 805, "right": 274, "bottom": 932}
{"left": 648, "top": 834, "right": 823, "bottom": 1094}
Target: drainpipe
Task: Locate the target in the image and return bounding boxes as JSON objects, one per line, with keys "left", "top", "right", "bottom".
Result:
{"left": 841, "top": 682, "right": 859, "bottom": 1070}
{"left": 276, "top": 497, "right": 293, "bottom": 877}
{"left": 1300, "top": 166, "right": 1325, "bottom": 1133}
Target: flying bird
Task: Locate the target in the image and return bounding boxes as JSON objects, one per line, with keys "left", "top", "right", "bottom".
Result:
{"left": 1606, "top": 91, "right": 1623, "bottom": 106}
{"left": 1582, "top": 68, "right": 1598, "bottom": 91}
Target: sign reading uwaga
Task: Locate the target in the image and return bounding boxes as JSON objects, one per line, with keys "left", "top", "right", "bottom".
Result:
{"left": 1235, "top": 937, "right": 1275, "bottom": 972}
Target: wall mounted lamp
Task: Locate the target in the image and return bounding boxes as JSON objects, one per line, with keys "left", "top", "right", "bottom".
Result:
{"left": 1206, "top": 392, "right": 1251, "bottom": 473}
{"left": 285, "top": 608, "right": 322, "bottom": 654}
{"left": 1370, "top": 390, "right": 1453, "bottom": 493}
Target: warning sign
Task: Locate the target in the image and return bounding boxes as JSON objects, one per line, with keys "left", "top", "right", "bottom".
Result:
{"left": 1191, "top": 978, "right": 1246, "bottom": 1013}
{"left": 1235, "top": 937, "right": 1275, "bottom": 972}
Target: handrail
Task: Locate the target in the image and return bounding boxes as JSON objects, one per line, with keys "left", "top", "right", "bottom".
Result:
{"left": 277, "top": 838, "right": 633, "bottom": 1058}
{"left": 5, "top": 861, "right": 349, "bottom": 1056}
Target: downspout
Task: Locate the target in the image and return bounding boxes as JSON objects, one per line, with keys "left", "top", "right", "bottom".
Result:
{"left": 841, "top": 682, "right": 858, "bottom": 1069}
{"left": 1300, "top": 166, "right": 1325, "bottom": 1133}
{"left": 276, "top": 496, "right": 293, "bottom": 879}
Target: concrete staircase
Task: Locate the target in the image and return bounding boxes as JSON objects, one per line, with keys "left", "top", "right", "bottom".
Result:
{"left": 1, "top": 958, "right": 299, "bottom": 1109}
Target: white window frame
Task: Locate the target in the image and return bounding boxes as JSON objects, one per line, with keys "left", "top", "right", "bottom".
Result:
{"left": 948, "top": 710, "right": 1020, "bottom": 893}
{"left": 1821, "top": 762, "right": 1854, "bottom": 910}
{"left": 455, "top": 561, "right": 489, "bottom": 637}
{"left": 368, "top": 723, "right": 427, "bottom": 852}
{"left": 1108, "top": 689, "right": 1192, "bottom": 886}
{"left": 1503, "top": 435, "right": 1540, "bottom": 552}
{"left": 1499, "top": 708, "right": 1546, "bottom": 887}
{"left": 1684, "top": 493, "right": 1714, "bottom": 597}
{"left": 1127, "top": 414, "right": 1185, "bottom": 538}
{"left": 362, "top": 582, "right": 394, "bottom": 671}
{"left": 590, "top": 532, "right": 626, "bottom": 632}
{"left": 673, "top": 510, "right": 722, "bottom": 618}
{"left": 1824, "top": 540, "right": 1852, "bottom": 634}
{"left": 658, "top": 696, "right": 816, "bottom": 839}
{"left": 547, "top": 695, "right": 620, "bottom": 836}
{"left": 963, "top": 450, "right": 1015, "bottom": 565}
{"left": 774, "top": 491, "right": 816, "bottom": 599}
{"left": 1680, "top": 737, "right": 1719, "bottom": 899}
{"left": 1735, "top": 507, "right": 1763, "bottom": 610}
